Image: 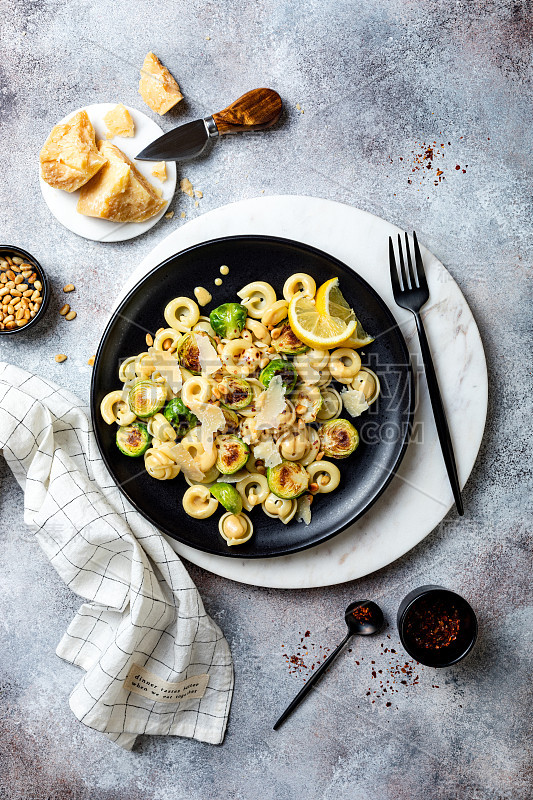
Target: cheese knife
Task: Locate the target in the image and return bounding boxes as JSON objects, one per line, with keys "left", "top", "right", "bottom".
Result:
{"left": 135, "top": 88, "right": 282, "bottom": 162}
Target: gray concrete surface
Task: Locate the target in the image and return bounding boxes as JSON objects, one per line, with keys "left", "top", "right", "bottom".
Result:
{"left": 0, "top": 1, "right": 532, "bottom": 798}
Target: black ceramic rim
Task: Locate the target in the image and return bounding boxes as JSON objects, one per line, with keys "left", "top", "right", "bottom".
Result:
{"left": 91, "top": 235, "right": 415, "bottom": 558}
{"left": 397, "top": 587, "right": 478, "bottom": 667}
{"left": 0, "top": 244, "right": 50, "bottom": 335}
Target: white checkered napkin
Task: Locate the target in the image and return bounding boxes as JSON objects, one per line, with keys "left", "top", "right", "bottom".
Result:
{"left": 0, "top": 362, "right": 234, "bottom": 750}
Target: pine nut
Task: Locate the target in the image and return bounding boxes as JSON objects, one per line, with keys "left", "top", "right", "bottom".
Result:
{"left": 3, "top": 295, "right": 11, "bottom": 304}
{"left": 309, "top": 482, "right": 319, "bottom": 493}
{"left": 59, "top": 304, "right": 70, "bottom": 315}
{"left": 12, "top": 256, "right": 23, "bottom": 265}
{"left": 271, "top": 327, "right": 282, "bottom": 339}
{"left": 145, "top": 333, "right": 153, "bottom": 346}
{"left": 14, "top": 274, "right": 23, "bottom": 284}
{"left": 23, "top": 309, "right": 30, "bottom": 320}
{"left": 0, "top": 274, "right": 6, "bottom": 284}
{"left": 315, "top": 451, "right": 324, "bottom": 461}
{"left": 5, "top": 322, "right": 16, "bottom": 330}
{"left": 11, "top": 290, "right": 21, "bottom": 297}
{"left": 5, "top": 281, "right": 14, "bottom": 289}
{"left": 34, "top": 280, "right": 42, "bottom": 291}
{"left": 6, "top": 270, "right": 15, "bottom": 281}
{"left": 4, "top": 315, "right": 14, "bottom": 323}
{"left": 15, "top": 309, "right": 24, "bottom": 320}
{"left": 16, "top": 319, "right": 28, "bottom": 327}
{"left": 18, "top": 284, "right": 28, "bottom": 292}
{"left": 22, "top": 270, "right": 32, "bottom": 279}
{"left": 65, "top": 310, "right": 77, "bottom": 320}
{"left": 23, "top": 289, "right": 32, "bottom": 297}
{"left": 88, "top": 356, "right": 95, "bottom": 366}
{"left": 55, "top": 354, "right": 67, "bottom": 363}
{"left": 13, "top": 301, "right": 21, "bottom": 310}
{"left": 27, "top": 273, "right": 36, "bottom": 284}
{"left": 11, "top": 263, "right": 21, "bottom": 273}
{"left": 0, "top": 287, "right": 8, "bottom": 297}
{"left": 5, "top": 256, "right": 13, "bottom": 266}
{"left": 162, "top": 339, "right": 172, "bottom": 350}
{"left": 63, "top": 284, "right": 75, "bottom": 292}
{"left": 30, "top": 310, "right": 36, "bottom": 318}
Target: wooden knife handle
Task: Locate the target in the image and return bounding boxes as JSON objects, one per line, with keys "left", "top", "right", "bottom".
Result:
{"left": 212, "top": 88, "right": 282, "bottom": 135}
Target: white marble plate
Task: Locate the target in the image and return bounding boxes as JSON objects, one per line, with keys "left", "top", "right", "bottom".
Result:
{"left": 39, "top": 103, "right": 177, "bottom": 242}
{"left": 112, "top": 196, "right": 488, "bottom": 588}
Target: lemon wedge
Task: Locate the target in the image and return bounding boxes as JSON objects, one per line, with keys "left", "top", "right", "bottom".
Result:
{"left": 316, "top": 278, "right": 374, "bottom": 349}
{"left": 288, "top": 292, "right": 357, "bottom": 349}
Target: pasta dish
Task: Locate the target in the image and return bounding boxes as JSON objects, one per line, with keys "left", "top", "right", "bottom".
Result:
{"left": 100, "top": 273, "right": 380, "bottom": 546}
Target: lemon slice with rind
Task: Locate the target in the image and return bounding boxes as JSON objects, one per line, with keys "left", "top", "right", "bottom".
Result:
{"left": 288, "top": 294, "right": 357, "bottom": 349}
{"left": 316, "top": 278, "right": 374, "bottom": 348}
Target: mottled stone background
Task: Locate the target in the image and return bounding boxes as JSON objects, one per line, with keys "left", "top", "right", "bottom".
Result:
{"left": 0, "top": 0, "right": 531, "bottom": 798}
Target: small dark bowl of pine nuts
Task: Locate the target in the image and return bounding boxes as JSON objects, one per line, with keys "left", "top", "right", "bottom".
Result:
{"left": 0, "top": 245, "right": 49, "bottom": 334}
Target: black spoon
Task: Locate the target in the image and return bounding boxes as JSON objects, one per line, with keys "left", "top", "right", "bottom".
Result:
{"left": 273, "top": 600, "right": 384, "bottom": 730}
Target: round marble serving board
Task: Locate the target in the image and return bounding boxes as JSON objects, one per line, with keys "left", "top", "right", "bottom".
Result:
{"left": 112, "top": 195, "right": 488, "bottom": 589}
{"left": 39, "top": 103, "right": 176, "bottom": 243}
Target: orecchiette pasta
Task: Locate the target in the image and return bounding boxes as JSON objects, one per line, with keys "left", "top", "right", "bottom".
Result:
{"left": 144, "top": 442, "right": 182, "bottom": 480}
{"left": 184, "top": 464, "right": 220, "bottom": 487}
{"left": 316, "top": 386, "right": 343, "bottom": 421}
{"left": 350, "top": 367, "right": 380, "bottom": 405}
{"left": 262, "top": 493, "right": 297, "bottom": 524}
{"left": 182, "top": 485, "right": 218, "bottom": 519}
{"left": 181, "top": 376, "right": 212, "bottom": 406}
{"left": 100, "top": 390, "right": 129, "bottom": 425}
{"left": 307, "top": 460, "right": 341, "bottom": 493}
{"left": 153, "top": 328, "right": 182, "bottom": 353}
{"left": 237, "top": 281, "right": 277, "bottom": 319}
{"left": 147, "top": 413, "right": 176, "bottom": 443}
{"left": 261, "top": 299, "right": 288, "bottom": 327}
{"left": 218, "top": 512, "right": 254, "bottom": 545}
{"left": 118, "top": 356, "right": 138, "bottom": 382}
{"left": 282, "top": 273, "right": 316, "bottom": 302}
{"left": 164, "top": 297, "right": 200, "bottom": 332}
{"left": 245, "top": 318, "right": 271, "bottom": 346}
{"left": 328, "top": 348, "right": 361, "bottom": 383}
{"left": 236, "top": 473, "right": 269, "bottom": 511}
{"left": 181, "top": 427, "right": 218, "bottom": 473}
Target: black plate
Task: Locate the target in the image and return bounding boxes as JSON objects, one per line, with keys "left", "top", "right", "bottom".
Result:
{"left": 91, "top": 236, "right": 414, "bottom": 558}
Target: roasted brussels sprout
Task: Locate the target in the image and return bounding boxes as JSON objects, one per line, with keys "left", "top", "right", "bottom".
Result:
{"left": 215, "top": 434, "right": 250, "bottom": 474}
{"left": 267, "top": 460, "right": 309, "bottom": 499}
{"left": 128, "top": 380, "right": 166, "bottom": 418}
{"left": 210, "top": 482, "right": 243, "bottom": 514}
{"left": 218, "top": 377, "right": 253, "bottom": 410}
{"left": 259, "top": 358, "right": 298, "bottom": 393}
{"left": 116, "top": 421, "right": 151, "bottom": 457}
{"left": 272, "top": 322, "right": 309, "bottom": 355}
{"left": 318, "top": 418, "right": 359, "bottom": 459}
{"left": 177, "top": 331, "right": 217, "bottom": 375}
{"left": 163, "top": 398, "right": 198, "bottom": 438}
{"left": 210, "top": 302, "right": 247, "bottom": 340}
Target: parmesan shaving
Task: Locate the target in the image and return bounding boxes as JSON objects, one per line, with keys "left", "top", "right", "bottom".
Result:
{"left": 192, "top": 401, "right": 225, "bottom": 452}
{"left": 341, "top": 388, "right": 369, "bottom": 417}
{"left": 195, "top": 332, "right": 221, "bottom": 376}
{"left": 254, "top": 375, "right": 286, "bottom": 430}
{"left": 172, "top": 443, "right": 205, "bottom": 481}
{"left": 296, "top": 494, "right": 312, "bottom": 525}
{"left": 253, "top": 438, "right": 282, "bottom": 468}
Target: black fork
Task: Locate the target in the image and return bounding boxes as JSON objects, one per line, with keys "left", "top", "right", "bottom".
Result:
{"left": 389, "top": 231, "right": 464, "bottom": 516}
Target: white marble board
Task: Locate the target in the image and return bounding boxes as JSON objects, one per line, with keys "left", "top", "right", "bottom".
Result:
{"left": 112, "top": 195, "right": 488, "bottom": 589}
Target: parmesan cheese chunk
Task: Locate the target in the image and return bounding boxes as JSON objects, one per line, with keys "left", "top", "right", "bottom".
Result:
{"left": 77, "top": 141, "right": 166, "bottom": 223}
{"left": 139, "top": 52, "right": 183, "bottom": 115}
{"left": 151, "top": 161, "right": 167, "bottom": 182}
{"left": 40, "top": 110, "right": 107, "bottom": 192}
{"left": 172, "top": 443, "right": 205, "bottom": 481}
{"left": 191, "top": 402, "right": 225, "bottom": 453}
{"left": 253, "top": 438, "right": 282, "bottom": 468}
{"left": 195, "top": 332, "right": 221, "bottom": 376}
{"left": 254, "top": 375, "right": 286, "bottom": 430}
{"left": 341, "top": 388, "right": 369, "bottom": 417}
{"left": 104, "top": 103, "right": 135, "bottom": 139}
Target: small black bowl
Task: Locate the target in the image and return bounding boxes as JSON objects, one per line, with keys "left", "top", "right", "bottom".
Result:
{"left": 0, "top": 245, "right": 50, "bottom": 335}
{"left": 397, "top": 585, "right": 478, "bottom": 667}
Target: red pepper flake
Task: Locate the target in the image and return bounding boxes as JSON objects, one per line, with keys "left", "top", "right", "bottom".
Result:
{"left": 404, "top": 598, "right": 462, "bottom": 650}
{"left": 455, "top": 165, "right": 461, "bottom": 170}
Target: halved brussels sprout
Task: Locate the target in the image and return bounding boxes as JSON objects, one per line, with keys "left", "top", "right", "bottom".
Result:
{"left": 294, "top": 384, "right": 323, "bottom": 422}
{"left": 210, "top": 482, "right": 243, "bottom": 514}
{"left": 177, "top": 331, "right": 217, "bottom": 374}
{"left": 259, "top": 358, "right": 298, "bottom": 393}
{"left": 272, "top": 322, "right": 309, "bottom": 355}
{"left": 318, "top": 418, "right": 359, "bottom": 459}
{"left": 116, "top": 421, "right": 151, "bottom": 457}
{"left": 210, "top": 303, "right": 247, "bottom": 340}
{"left": 267, "top": 460, "right": 309, "bottom": 499}
{"left": 218, "top": 377, "right": 253, "bottom": 410}
{"left": 163, "top": 398, "right": 198, "bottom": 438}
{"left": 128, "top": 380, "right": 166, "bottom": 418}
{"left": 215, "top": 434, "right": 250, "bottom": 474}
